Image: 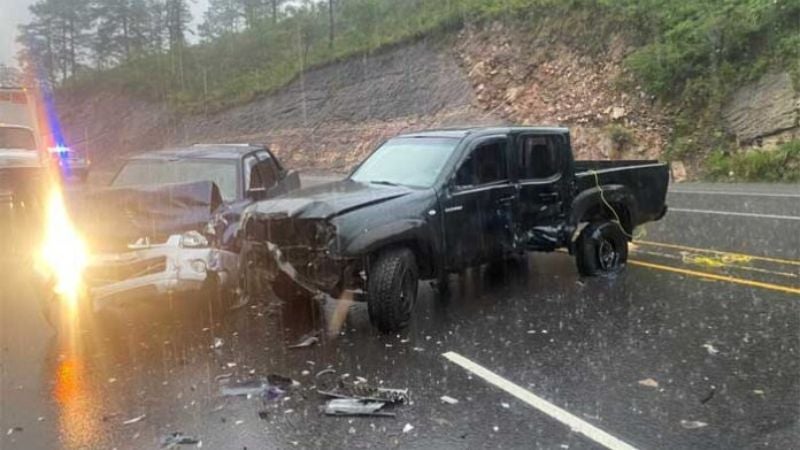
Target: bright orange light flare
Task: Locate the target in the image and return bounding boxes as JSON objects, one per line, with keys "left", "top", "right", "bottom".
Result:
{"left": 39, "top": 186, "right": 88, "bottom": 310}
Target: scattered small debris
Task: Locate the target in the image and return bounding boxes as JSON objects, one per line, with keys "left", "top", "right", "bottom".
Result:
{"left": 412, "top": 347, "right": 424, "bottom": 352}
{"left": 257, "top": 410, "right": 269, "bottom": 421}
{"left": 348, "top": 426, "right": 356, "bottom": 435}
{"left": 122, "top": 414, "right": 146, "bottom": 425}
{"left": 225, "top": 362, "right": 237, "bottom": 368}
{"left": 402, "top": 423, "right": 414, "bottom": 433}
{"left": 235, "top": 420, "right": 244, "bottom": 425}
{"left": 37, "top": 417, "right": 44, "bottom": 422}
{"left": 160, "top": 432, "right": 200, "bottom": 448}
{"left": 492, "top": 425, "right": 499, "bottom": 432}
{"left": 702, "top": 343, "right": 719, "bottom": 355}
{"left": 500, "top": 402, "right": 510, "bottom": 409}
{"left": 220, "top": 380, "right": 269, "bottom": 398}
{"left": 108, "top": 377, "right": 117, "bottom": 384}
{"left": 753, "top": 389, "right": 765, "bottom": 395}
{"left": 440, "top": 395, "right": 459, "bottom": 405}
{"left": 318, "top": 386, "right": 409, "bottom": 404}
{"left": 6, "top": 427, "right": 23, "bottom": 435}
{"left": 288, "top": 334, "right": 319, "bottom": 349}
{"left": 212, "top": 338, "right": 224, "bottom": 349}
{"left": 680, "top": 420, "right": 708, "bottom": 429}
{"left": 324, "top": 399, "right": 395, "bottom": 417}
{"left": 214, "top": 373, "right": 233, "bottom": 382}
{"left": 638, "top": 378, "right": 659, "bottom": 388}
{"left": 301, "top": 370, "right": 310, "bottom": 376}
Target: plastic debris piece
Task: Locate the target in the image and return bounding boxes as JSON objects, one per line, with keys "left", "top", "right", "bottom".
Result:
{"left": 680, "top": 420, "right": 708, "bottom": 429}
{"left": 702, "top": 343, "right": 719, "bottom": 355}
{"left": 638, "top": 378, "right": 659, "bottom": 388}
{"left": 403, "top": 423, "right": 414, "bottom": 433}
{"left": 493, "top": 425, "right": 499, "bottom": 432}
{"left": 318, "top": 385, "right": 409, "bottom": 404}
{"left": 440, "top": 396, "right": 459, "bottom": 405}
{"left": 122, "top": 414, "right": 147, "bottom": 425}
{"left": 500, "top": 402, "right": 510, "bottom": 409}
{"left": 108, "top": 377, "right": 117, "bottom": 384}
{"left": 7, "top": 427, "right": 23, "bottom": 435}
{"left": 160, "top": 432, "right": 200, "bottom": 448}
{"left": 225, "top": 362, "right": 237, "bottom": 368}
{"left": 301, "top": 370, "right": 310, "bottom": 376}
{"left": 288, "top": 334, "right": 319, "bottom": 349}
{"left": 753, "top": 389, "right": 765, "bottom": 395}
{"left": 315, "top": 368, "right": 336, "bottom": 378}
{"left": 220, "top": 380, "right": 268, "bottom": 397}
{"left": 267, "top": 374, "right": 300, "bottom": 390}
{"left": 324, "top": 399, "right": 394, "bottom": 417}
{"left": 214, "top": 373, "right": 233, "bottom": 382}
{"left": 213, "top": 338, "right": 224, "bottom": 349}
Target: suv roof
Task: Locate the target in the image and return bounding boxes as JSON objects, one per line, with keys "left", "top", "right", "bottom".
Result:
{"left": 129, "top": 144, "right": 266, "bottom": 161}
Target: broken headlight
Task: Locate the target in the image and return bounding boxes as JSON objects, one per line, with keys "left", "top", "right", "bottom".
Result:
{"left": 180, "top": 230, "right": 209, "bottom": 248}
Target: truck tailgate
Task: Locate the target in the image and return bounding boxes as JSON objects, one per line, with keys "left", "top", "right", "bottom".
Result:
{"left": 574, "top": 160, "right": 669, "bottom": 226}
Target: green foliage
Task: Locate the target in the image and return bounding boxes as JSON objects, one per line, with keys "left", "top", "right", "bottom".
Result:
{"left": 705, "top": 141, "right": 800, "bottom": 182}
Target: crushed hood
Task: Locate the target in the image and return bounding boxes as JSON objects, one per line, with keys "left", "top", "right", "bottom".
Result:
{"left": 247, "top": 179, "right": 411, "bottom": 220}
{"left": 69, "top": 180, "right": 223, "bottom": 251}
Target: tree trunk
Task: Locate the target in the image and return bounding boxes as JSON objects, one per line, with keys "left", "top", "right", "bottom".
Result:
{"left": 328, "top": 0, "right": 334, "bottom": 50}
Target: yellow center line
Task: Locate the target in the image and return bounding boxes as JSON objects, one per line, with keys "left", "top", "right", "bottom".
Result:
{"left": 628, "top": 259, "right": 800, "bottom": 296}
{"left": 634, "top": 240, "right": 800, "bottom": 266}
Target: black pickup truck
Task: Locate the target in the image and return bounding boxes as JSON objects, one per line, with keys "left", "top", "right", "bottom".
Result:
{"left": 240, "top": 127, "right": 669, "bottom": 331}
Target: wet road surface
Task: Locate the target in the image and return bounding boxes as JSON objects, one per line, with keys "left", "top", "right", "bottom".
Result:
{"left": 2, "top": 181, "right": 798, "bottom": 449}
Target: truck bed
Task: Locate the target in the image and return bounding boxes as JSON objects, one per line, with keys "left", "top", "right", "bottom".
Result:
{"left": 574, "top": 160, "right": 669, "bottom": 227}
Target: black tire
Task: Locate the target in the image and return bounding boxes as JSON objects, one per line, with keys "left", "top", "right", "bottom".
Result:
{"left": 575, "top": 222, "right": 628, "bottom": 276}
{"left": 367, "top": 247, "right": 419, "bottom": 333}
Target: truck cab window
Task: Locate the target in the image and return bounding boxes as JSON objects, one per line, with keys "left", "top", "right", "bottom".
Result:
{"left": 520, "top": 135, "right": 561, "bottom": 179}
{"left": 455, "top": 139, "right": 508, "bottom": 188}
{"left": 244, "top": 155, "right": 263, "bottom": 189}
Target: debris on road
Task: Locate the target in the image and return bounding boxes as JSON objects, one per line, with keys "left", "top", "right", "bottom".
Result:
{"left": 212, "top": 338, "right": 224, "bottom": 349}
{"left": 258, "top": 410, "right": 269, "bottom": 420}
{"left": 122, "top": 414, "right": 147, "bottom": 425}
{"left": 315, "top": 368, "right": 336, "bottom": 378}
{"left": 500, "top": 402, "right": 510, "bottom": 409}
{"left": 702, "top": 343, "right": 719, "bottom": 355}
{"left": 318, "top": 385, "right": 409, "bottom": 404}
{"left": 753, "top": 389, "right": 765, "bottom": 395}
{"left": 323, "top": 399, "right": 395, "bottom": 417}
{"left": 160, "top": 432, "right": 200, "bottom": 448}
{"left": 638, "top": 378, "right": 659, "bottom": 388}
{"left": 288, "top": 333, "right": 319, "bottom": 349}
{"left": 267, "top": 374, "right": 301, "bottom": 390}
{"left": 700, "top": 387, "right": 716, "bottom": 404}
{"left": 6, "top": 427, "right": 23, "bottom": 435}
{"left": 402, "top": 423, "right": 414, "bottom": 433}
{"left": 214, "top": 373, "right": 233, "bottom": 382}
{"left": 440, "top": 395, "right": 459, "bottom": 405}
{"left": 680, "top": 420, "right": 709, "bottom": 429}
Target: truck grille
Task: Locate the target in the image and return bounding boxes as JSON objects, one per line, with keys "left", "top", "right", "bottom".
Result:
{"left": 84, "top": 256, "right": 167, "bottom": 286}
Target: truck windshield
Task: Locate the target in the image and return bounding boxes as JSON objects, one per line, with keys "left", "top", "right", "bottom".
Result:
{"left": 0, "top": 127, "right": 36, "bottom": 150}
{"left": 350, "top": 137, "right": 458, "bottom": 188}
{"left": 112, "top": 159, "right": 238, "bottom": 201}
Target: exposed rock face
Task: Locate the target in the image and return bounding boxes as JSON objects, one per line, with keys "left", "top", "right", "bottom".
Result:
{"left": 723, "top": 72, "right": 799, "bottom": 144}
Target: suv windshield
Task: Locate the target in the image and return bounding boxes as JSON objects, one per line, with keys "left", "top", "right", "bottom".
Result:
{"left": 112, "top": 159, "right": 238, "bottom": 200}
{"left": 0, "top": 127, "right": 36, "bottom": 150}
{"left": 350, "top": 137, "right": 458, "bottom": 188}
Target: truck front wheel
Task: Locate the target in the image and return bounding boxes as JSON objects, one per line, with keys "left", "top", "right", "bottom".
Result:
{"left": 575, "top": 222, "right": 628, "bottom": 276}
{"left": 367, "top": 247, "right": 419, "bottom": 333}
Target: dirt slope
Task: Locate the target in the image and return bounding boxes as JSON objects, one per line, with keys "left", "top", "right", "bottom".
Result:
{"left": 58, "top": 24, "right": 675, "bottom": 180}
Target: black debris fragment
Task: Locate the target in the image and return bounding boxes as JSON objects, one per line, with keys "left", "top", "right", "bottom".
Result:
{"left": 258, "top": 410, "right": 269, "bottom": 421}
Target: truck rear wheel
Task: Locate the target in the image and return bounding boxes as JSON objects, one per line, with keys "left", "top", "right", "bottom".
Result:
{"left": 575, "top": 222, "right": 628, "bottom": 276}
{"left": 367, "top": 247, "right": 419, "bottom": 333}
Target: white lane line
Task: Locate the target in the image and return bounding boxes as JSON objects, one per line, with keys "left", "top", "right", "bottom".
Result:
{"left": 669, "top": 208, "right": 800, "bottom": 221}
{"left": 670, "top": 189, "right": 800, "bottom": 199}
{"left": 442, "top": 351, "right": 638, "bottom": 450}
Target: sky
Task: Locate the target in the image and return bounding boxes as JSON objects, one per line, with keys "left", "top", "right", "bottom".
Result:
{"left": 0, "top": 0, "right": 210, "bottom": 68}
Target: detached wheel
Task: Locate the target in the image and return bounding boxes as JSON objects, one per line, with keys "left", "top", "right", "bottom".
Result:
{"left": 575, "top": 222, "right": 628, "bottom": 276}
{"left": 367, "top": 247, "right": 419, "bottom": 333}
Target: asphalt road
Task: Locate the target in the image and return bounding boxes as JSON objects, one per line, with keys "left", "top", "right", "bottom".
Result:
{"left": 1, "top": 180, "right": 798, "bottom": 450}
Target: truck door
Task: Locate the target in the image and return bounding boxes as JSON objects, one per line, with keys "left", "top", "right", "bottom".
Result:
{"left": 442, "top": 136, "right": 516, "bottom": 269}
{"left": 515, "top": 133, "right": 570, "bottom": 250}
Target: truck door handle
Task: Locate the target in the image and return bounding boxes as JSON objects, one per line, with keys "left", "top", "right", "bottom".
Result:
{"left": 538, "top": 192, "right": 559, "bottom": 200}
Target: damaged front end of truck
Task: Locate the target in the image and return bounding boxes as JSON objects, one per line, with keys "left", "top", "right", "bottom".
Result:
{"left": 239, "top": 200, "right": 368, "bottom": 306}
